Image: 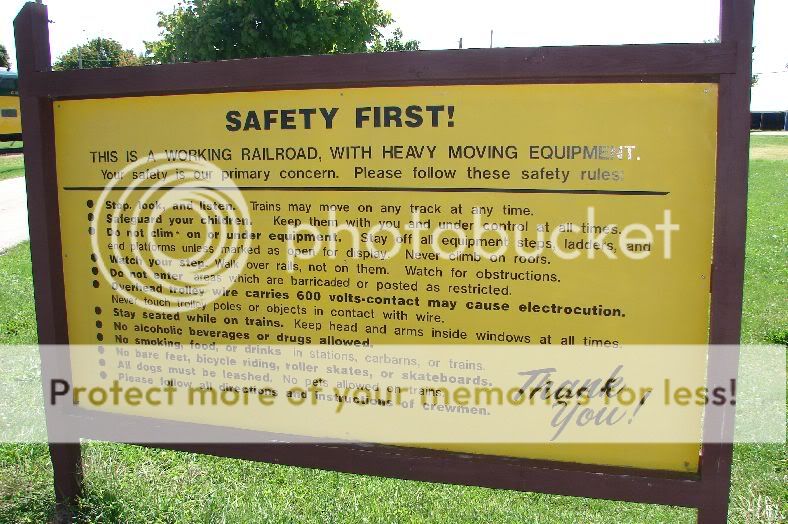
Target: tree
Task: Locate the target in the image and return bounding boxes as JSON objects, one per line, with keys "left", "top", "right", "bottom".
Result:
{"left": 145, "top": 0, "right": 418, "bottom": 63}
{"left": 370, "top": 28, "right": 419, "bottom": 53}
{"left": 53, "top": 38, "right": 144, "bottom": 70}
{"left": 0, "top": 44, "right": 10, "bottom": 71}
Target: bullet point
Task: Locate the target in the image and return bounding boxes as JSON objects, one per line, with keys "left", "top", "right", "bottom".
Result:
{"left": 88, "top": 227, "right": 95, "bottom": 234}
{"left": 92, "top": 280, "right": 99, "bottom": 288}
{"left": 96, "top": 333, "right": 103, "bottom": 341}
{"left": 100, "top": 371, "right": 107, "bottom": 379}
{"left": 90, "top": 254, "right": 97, "bottom": 262}
{"left": 99, "top": 359, "right": 106, "bottom": 366}
{"left": 91, "top": 267, "right": 99, "bottom": 275}
{"left": 95, "top": 307, "right": 102, "bottom": 315}
{"left": 87, "top": 200, "right": 94, "bottom": 208}
{"left": 97, "top": 346, "right": 105, "bottom": 354}
{"left": 96, "top": 320, "right": 102, "bottom": 328}
{"left": 88, "top": 213, "right": 94, "bottom": 221}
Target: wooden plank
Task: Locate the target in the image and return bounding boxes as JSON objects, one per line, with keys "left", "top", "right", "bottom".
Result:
{"left": 697, "top": 0, "right": 755, "bottom": 523}
{"left": 27, "top": 42, "right": 736, "bottom": 100}
{"left": 66, "top": 408, "right": 704, "bottom": 508}
{"left": 13, "top": 1, "right": 84, "bottom": 513}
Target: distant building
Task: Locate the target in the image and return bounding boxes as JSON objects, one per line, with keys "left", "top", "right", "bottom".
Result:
{"left": 750, "top": 111, "right": 788, "bottom": 131}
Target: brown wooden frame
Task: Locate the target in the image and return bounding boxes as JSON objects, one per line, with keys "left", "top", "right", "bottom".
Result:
{"left": 14, "top": 1, "right": 754, "bottom": 522}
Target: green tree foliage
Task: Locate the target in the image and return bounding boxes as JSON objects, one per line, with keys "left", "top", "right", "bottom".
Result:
{"left": 145, "top": 0, "right": 418, "bottom": 63}
{"left": 0, "top": 44, "right": 10, "bottom": 70}
{"left": 53, "top": 38, "right": 144, "bottom": 70}
{"left": 370, "top": 28, "right": 419, "bottom": 53}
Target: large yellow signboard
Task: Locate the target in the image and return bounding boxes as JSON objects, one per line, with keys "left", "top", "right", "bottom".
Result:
{"left": 53, "top": 83, "right": 718, "bottom": 472}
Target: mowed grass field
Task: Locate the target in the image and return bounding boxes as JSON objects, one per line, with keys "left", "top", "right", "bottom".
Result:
{"left": 0, "top": 154, "right": 24, "bottom": 182}
{"left": 0, "top": 142, "right": 22, "bottom": 152}
{"left": 0, "top": 135, "right": 785, "bottom": 523}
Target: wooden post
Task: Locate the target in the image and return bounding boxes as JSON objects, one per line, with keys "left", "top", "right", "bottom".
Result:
{"left": 698, "top": 0, "right": 754, "bottom": 523}
{"left": 14, "top": 2, "right": 84, "bottom": 519}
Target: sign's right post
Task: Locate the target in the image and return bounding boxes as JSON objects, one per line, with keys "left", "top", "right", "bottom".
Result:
{"left": 699, "top": 0, "right": 754, "bottom": 523}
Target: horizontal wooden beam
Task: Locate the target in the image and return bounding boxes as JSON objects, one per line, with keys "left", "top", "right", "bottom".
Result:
{"left": 23, "top": 42, "right": 736, "bottom": 99}
{"left": 69, "top": 409, "right": 702, "bottom": 508}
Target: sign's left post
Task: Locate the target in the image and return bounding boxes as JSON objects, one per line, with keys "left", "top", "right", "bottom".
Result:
{"left": 14, "top": 2, "right": 84, "bottom": 518}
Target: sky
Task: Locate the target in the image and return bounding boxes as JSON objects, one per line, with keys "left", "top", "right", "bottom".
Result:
{"left": 1, "top": 0, "right": 786, "bottom": 110}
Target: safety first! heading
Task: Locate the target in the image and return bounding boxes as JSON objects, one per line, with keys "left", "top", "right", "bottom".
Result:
{"left": 225, "top": 105, "right": 456, "bottom": 131}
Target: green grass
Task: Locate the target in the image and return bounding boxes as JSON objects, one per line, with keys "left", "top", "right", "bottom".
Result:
{"left": 0, "top": 154, "right": 24, "bottom": 182}
{"left": 0, "top": 242, "right": 36, "bottom": 344}
{"left": 0, "top": 136, "right": 785, "bottom": 523}
{"left": 741, "top": 136, "right": 788, "bottom": 347}
{"left": 0, "top": 141, "right": 22, "bottom": 151}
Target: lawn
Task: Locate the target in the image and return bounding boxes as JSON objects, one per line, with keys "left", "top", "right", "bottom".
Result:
{"left": 0, "top": 141, "right": 22, "bottom": 152}
{"left": 0, "top": 135, "right": 785, "bottom": 523}
{"left": 0, "top": 154, "right": 24, "bottom": 182}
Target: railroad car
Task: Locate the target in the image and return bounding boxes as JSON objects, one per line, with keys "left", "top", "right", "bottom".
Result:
{"left": 0, "top": 71, "right": 22, "bottom": 142}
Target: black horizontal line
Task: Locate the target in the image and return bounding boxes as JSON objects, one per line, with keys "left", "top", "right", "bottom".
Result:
{"left": 62, "top": 186, "right": 668, "bottom": 196}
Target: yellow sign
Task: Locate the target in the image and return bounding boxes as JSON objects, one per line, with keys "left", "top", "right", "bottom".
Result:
{"left": 0, "top": 96, "right": 22, "bottom": 136}
{"left": 53, "top": 83, "right": 718, "bottom": 472}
